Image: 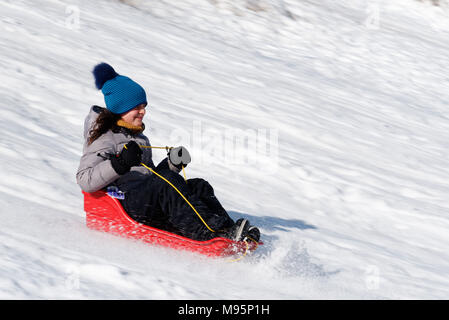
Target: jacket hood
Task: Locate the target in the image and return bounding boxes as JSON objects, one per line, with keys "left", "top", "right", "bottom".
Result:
{"left": 83, "top": 105, "right": 104, "bottom": 142}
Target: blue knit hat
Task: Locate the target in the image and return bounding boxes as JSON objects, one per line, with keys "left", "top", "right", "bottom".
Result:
{"left": 92, "top": 63, "right": 147, "bottom": 114}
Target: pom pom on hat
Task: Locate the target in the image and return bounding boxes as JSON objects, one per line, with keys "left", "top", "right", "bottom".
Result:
{"left": 93, "top": 62, "right": 119, "bottom": 90}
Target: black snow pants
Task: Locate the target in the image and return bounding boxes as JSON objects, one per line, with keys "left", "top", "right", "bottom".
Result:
{"left": 118, "top": 168, "right": 235, "bottom": 241}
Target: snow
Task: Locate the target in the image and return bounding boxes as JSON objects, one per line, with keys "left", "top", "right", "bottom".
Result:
{"left": 1, "top": 0, "right": 449, "bottom": 299}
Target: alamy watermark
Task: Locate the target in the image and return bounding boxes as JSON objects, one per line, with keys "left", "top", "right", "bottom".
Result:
{"left": 364, "top": 3, "right": 381, "bottom": 30}
{"left": 169, "top": 120, "right": 279, "bottom": 174}
{"left": 34, "top": 4, "right": 81, "bottom": 30}
{"left": 365, "top": 265, "right": 381, "bottom": 290}
{"left": 64, "top": 265, "right": 81, "bottom": 291}
{"left": 64, "top": 266, "right": 80, "bottom": 291}
{"left": 65, "top": 5, "right": 81, "bottom": 30}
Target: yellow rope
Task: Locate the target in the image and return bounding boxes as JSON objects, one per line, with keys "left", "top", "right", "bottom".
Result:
{"left": 140, "top": 145, "right": 186, "bottom": 181}
{"left": 139, "top": 162, "right": 216, "bottom": 233}
{"left": 140, "top": 145, "right": 173, "bottom": 150}
{"left": 246, "top": 236, "right": 258, "bottom": 250}
{"left": 227, "top": 240, "right": 249, "bottom": 263}
{"left": 124, "top": 143, "right": 259, "bottom": 261}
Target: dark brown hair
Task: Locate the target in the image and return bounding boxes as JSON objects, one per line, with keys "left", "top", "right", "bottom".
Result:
{"left": 88, "top": 107, "right": 121, "bottom": 145}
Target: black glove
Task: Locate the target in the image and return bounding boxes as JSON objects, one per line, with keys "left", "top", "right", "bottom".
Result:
{"left": 111, "top": 140, "right": 142, "bottom": 175}
{"left": 167, "top": 146, "right": 191, "bottom": 172}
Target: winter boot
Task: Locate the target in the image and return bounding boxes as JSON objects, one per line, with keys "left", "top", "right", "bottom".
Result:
{"left": 221, "top": 218, "right": 250, "bottom": 241}
{"left": 245, "top": 226, "right": 260, "bottom": 242}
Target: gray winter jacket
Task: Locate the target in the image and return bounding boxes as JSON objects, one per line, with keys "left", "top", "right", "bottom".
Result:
{"left": 76, "top": 106, "right": 156, "bottom": 193}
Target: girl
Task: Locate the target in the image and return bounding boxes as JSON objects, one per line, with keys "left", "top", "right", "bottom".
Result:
{"left": 77, "top": 63, "right": 260, "bottom": 242}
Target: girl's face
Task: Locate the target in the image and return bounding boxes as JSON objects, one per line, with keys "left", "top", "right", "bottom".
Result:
{"left": 121, "top": 103, "right": 147, "bottom": 127}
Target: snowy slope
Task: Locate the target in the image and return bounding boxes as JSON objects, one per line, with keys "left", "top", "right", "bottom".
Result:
{"left": 1, "top": 0, "right": 449, "bottom": 299}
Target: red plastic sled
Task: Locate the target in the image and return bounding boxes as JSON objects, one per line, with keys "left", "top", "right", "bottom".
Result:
{"left": 83, "top": 190, "right": 260, "bottom": 257}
